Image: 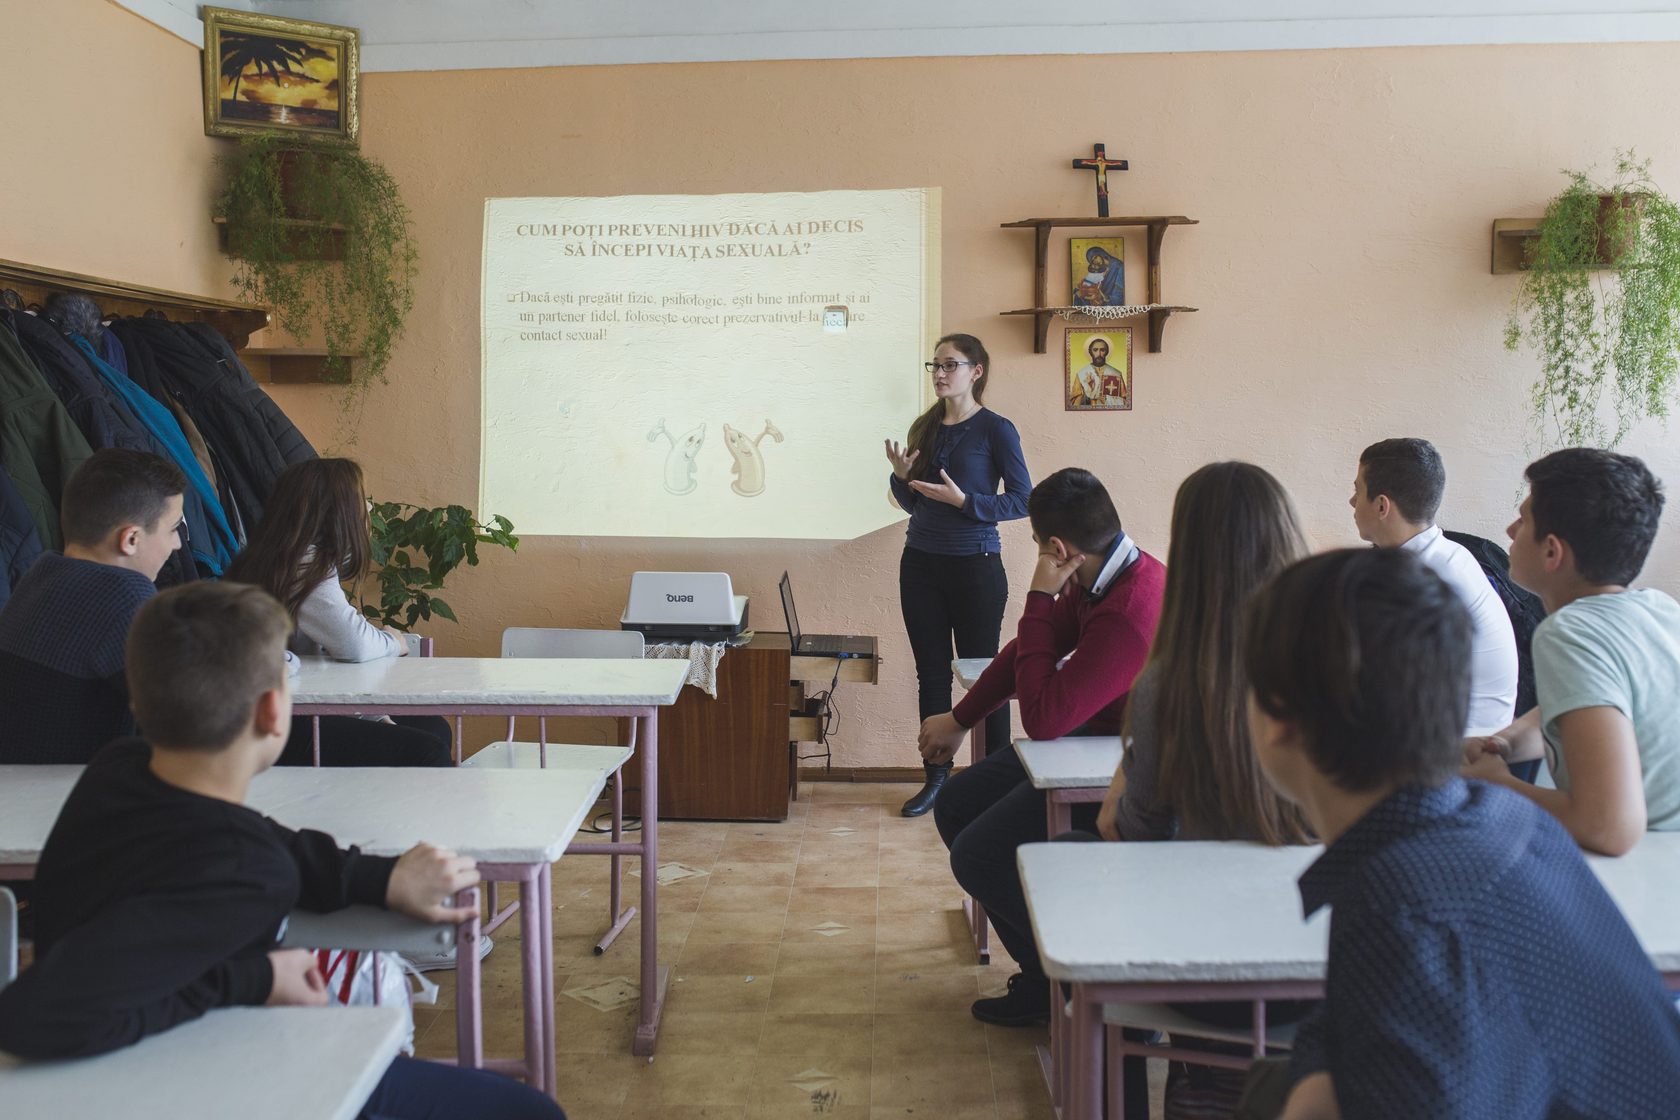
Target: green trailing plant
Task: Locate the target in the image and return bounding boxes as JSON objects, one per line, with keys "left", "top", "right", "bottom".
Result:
{"left": 215, "top": 134, "right": 418, "bottom": 410}
{"left": 359, "top": 501, "right": 518, "bottom": 631}
{"left": 1505, "top": 152, "right": 1680, "bottom": 448}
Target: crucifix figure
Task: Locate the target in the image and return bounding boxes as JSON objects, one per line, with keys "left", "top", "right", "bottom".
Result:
{"left": 1071, "top": 142, "right": 1128, "bottom": 218}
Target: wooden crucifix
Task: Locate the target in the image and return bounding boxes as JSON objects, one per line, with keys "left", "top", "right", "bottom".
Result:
{"left": 1071, "top": 142, "right": 1129, "bottom": 218}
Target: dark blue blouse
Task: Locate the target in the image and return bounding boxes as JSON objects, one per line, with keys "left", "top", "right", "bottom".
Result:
{"left": 887, "top": 408, "right": 1031, "bottom": 556}
{"left": 1290, "top": 779, "right": 1680, "bottom": 1118}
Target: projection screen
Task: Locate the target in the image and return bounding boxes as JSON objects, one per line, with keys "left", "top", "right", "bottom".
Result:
{"left": 480, "top": 189, "right": 941, "bottom": 539}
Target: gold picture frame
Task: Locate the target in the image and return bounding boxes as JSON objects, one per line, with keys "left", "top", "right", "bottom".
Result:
{"left": 202, "top": 6, "right": 360, "bottom": 146}
{"left": 1065, "top": 327, "right": 1133, "bottom": 412}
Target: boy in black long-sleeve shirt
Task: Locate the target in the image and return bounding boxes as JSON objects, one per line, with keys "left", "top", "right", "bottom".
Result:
{"left": 0, "top": 582, "right": 564, "bottom": 1120}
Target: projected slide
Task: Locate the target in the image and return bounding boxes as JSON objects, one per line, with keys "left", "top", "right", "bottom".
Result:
{"left": 480, "top": 189, "right": 940, "bottom": 539}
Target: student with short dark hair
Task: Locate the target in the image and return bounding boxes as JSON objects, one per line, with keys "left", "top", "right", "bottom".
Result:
{"left": 0, "top": 449, "right": 186, "bottom": 764}
{"left": 1245, "top": 548, "right": 1680, "bottom": 1120}
{"left": 1464, "top": 448, "right": 1680, "bottom": 855}
{"left": 926, "top": 467, "right": 1165, "bottom": 1025}
{"left": 0, "top": 582, "right": 564, "bottom": 1120}
{"left": 1351, "top": 437, "right": 1518, "bottom": 734}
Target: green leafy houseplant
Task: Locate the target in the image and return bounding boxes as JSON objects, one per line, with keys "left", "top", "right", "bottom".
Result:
{"left": 215, "top": 134, "right": 418, "bottom": 409}
{"left": 358, "top": 501, "right": 518, "bottom": 631}
{"left": 1505, "top": 153, "right": 1680, "bottom": 448}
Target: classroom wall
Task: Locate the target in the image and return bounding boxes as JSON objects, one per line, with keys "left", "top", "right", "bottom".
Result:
{"left": 2, "top": 0, "right": 233, "bottom": 300}
{"left": 12, "top": 5, "right": 1680, "bottom": 770}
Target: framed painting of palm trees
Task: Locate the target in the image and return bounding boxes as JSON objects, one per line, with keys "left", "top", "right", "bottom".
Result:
{"left": 202, "top": 7, "right": 360, "bottom": 146}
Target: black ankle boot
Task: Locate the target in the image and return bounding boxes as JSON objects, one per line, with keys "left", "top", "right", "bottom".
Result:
{"left": 900, "top": 762, "right": 951, "bottom": 817}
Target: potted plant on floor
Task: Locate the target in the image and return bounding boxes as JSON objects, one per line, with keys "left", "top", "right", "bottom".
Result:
{"left": 359, "top": 501, "right": 519, "bottom": 631}
{"left": 215, "top": 134, "right": 418, "bottom": 413}
{"left": 1505, "top": 152, "right": 1680, "bottom": 448}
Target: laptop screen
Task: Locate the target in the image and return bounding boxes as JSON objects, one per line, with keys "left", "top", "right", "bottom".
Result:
{"left": 778, "top": 572, "right": 802, "bottom": 645}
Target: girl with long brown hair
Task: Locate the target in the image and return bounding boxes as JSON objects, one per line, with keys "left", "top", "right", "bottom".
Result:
{"left": 1092, "top": 460, "right": 1313, "bottom": 1118}
{"left": 228, "top": 458, "right": 451, "bottom": 768}
{"left": 885, "top": 333, "right": 1032, "bottom": 816}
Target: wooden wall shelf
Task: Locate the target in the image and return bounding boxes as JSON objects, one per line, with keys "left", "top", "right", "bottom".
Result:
{"left": 240, "top": 347, "right": 356, "bottom": 385}
{"left": 212, "top": 215, "right": 348, "bottom": 261}
{"left": 0, "top": 257, "right": 269, "bottom": 348}
{"left": 1001, "top": 216, "right": 1199, "bottom": 353}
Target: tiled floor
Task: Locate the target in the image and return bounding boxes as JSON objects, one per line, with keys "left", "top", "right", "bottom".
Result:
{"left": 412, "top": 781, "right": 1073, "bottom": 1119}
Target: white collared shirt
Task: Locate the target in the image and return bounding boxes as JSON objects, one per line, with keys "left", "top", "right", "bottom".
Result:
{"left": 1401, "top": 525, "right": 1520, "bottom": 735}
{"left": 1089, "top": 533, "right": 1140, "bottom": 599}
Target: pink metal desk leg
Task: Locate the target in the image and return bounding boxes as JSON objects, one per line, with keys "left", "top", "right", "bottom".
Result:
{"left": 540, "top": 867, "right": 557, "bottom": 1096}
{"left": 632, "top": 710, "right": 669, "bottom": 1056}
{"left": 519, "top": 870, "right": 545, "bottom": 1088}
{"left": 454, "top": 715, "right": 464, "bottom": 765}
{"left": 455, "top": 887, "right": 484, "bottom": 1069}
{"left": 595, "top": 768, "right": 632, "bottom": 954}
{"left": 1071, "top": 984, "right": 1104, "bottom": 1120}
{"left": 312, "top": 716, "right": 322, "bottom": 767}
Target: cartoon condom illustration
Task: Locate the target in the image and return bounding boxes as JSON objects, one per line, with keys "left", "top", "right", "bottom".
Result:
{"left": 723, "top": 420, "right": 784, "bottom": 497}
{"left": 648, "top": 419, "right": 706, "bottom": 496}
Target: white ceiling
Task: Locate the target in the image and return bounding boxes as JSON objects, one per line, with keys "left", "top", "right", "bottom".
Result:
{"left": 121, "top": 1, "right": 1680, "bottom": 69}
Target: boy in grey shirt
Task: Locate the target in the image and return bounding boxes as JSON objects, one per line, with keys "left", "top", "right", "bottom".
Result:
{"left": 1465, "top": 448, "right": 1680, "bottom": 854}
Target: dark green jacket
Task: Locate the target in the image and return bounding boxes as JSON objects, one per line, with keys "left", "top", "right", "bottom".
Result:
{"left": 0, "top": 322, "right": 93, "bottom": 549}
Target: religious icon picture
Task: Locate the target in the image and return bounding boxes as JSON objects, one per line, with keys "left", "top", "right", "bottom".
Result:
{"left": 1065, "top": 328, "right": 1133, "bottom": 412}
{"left": 202, "top": 6, "right": 360, "bottom": 146}
{"left": 1069, "top": 237, "right": 1126, "bottom": 307}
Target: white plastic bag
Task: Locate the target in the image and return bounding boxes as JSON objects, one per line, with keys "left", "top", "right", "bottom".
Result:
{"left": 315, "top": 949, "right": 439, "bottom": 1055}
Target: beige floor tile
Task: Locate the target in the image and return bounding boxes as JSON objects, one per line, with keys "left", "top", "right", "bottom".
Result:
{"left": 765, "top": 973, "right": 876, "bottom": 1016}
{"left": 875, "top": 942, "right": 987, "bottom": 976}
{"left": 756, "top": 1012, "right": 875, "bottom": 1057}
{"left": 870, "top": 1054, "right": 997, "bottom": 1113}
{"left": 792, "top": 862, "right": 881, "bottom": 889}
{"left": 874, "top": 908, "right": 967, "bottom": 947}
{"left": 708, "top": 861, "right": 799, "bottom": 888}
{"left": 718, "top": 838, "right": 804, "bottom": 864}
{"left": 623, "top": 1054, "right": 761, "bottom": 1107}
{"left": 877, "top": 885, "right": 964, "bottom": 914}
{"left": 652, "top": 1009, "right": 768, "bottom": 1056}
{"left": 873, "top": 969, "right": 980, "bottom": 1013}
{"left": 677, "top": 940, "right": 782, "bottom": 975}
{"left": 623, "top": 1106, "right": 747, "bottom": 1120}
{"left": 872, "top": 1010, "right": 991, "bottom": 1056}
{"left": 774, "top": 941, "right": 878, "bottom": 977}
{"left": 744, "top": 1053, "right": 871, "bottom": 1120}
{"left": 686, "top": 909, "right": 790, "bottom": 944}
{"left": 550, "top": 1051, "right": 637, "bottom": 1114}
{"left": 786, "top": 886, "right": 879, "bottom": 915}
{"left": 668, "top": 972, "right": 775, "bottom": 1013}
{"left": 781, "top": 913, "right": 878, "bottom": 947}
{"left": 697, "top": 882, "right": 794, "bottom": 913}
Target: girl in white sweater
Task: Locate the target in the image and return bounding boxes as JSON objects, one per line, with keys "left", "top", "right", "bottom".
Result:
{"left": 228, "top": 458, "right": 451, "bottom": 767}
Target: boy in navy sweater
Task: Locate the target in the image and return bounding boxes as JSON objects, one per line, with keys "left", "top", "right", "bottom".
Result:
{"left": 0, "top": 582, "right": 563, "bottom": 1120}
{"left": 1244, "top": 549, "right": 1680, "bottom": 1120}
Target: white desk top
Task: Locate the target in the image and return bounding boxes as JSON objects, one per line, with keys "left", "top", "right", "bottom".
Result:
{"left": 292, "top": 656, "right": 688, "bottom": 708}
{"left": 952, "top": 658, "right": 992, "bottom": 690}
{"left": 0, "top": 1006, "right": 404, "bottom": 1120}
{"left": 0, "top": 761, "right": 617, "bottom": 867}
{"left": 1022, "top": 831, "right": 1680, "bottom": 984}
{"left": 1016, "top": 737, "right": 1125, "bottom": 789}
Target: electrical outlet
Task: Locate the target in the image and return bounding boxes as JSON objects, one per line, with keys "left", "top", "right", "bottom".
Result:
{"left": 822, "top": 305, "right": 848, "bottom": 332}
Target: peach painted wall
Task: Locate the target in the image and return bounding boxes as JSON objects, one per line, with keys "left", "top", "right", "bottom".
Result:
{"left": 2, "top": 0, "right": 233, "bottom": 300}
{"left": 11, "top": 8, "right": 1680, "bottom": 769}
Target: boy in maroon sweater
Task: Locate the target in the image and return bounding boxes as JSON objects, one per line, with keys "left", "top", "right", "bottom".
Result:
{"left": 926, "top": 467, "right": 1165, "bottom": 1025}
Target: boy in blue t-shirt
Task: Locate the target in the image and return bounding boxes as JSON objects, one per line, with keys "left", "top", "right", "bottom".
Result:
{"left": 1464, "top": 448, "right": 1680, "bottom": 855}
{"left": 1244, "top": 548, "right": 1680, "bottom": 1120}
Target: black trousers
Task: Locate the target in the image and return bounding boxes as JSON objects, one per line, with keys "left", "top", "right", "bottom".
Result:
{"left": 934, "top": 743, "right": 1098, "bottom": 982}
{"left": 899, "top": 546, "right": 1011, "bottom": 759}
{"left": 278, "top": 715, "right": 453, "bottom": 768}
{"left": 360, "top": 1056, "right": 565, "bottom": 1119}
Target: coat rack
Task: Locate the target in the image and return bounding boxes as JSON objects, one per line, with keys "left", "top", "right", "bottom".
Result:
{"left": 0, "top": 257, "right": 269, "bottom": 349}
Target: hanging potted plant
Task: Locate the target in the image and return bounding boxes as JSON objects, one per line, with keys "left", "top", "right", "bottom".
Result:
{"left": 215, "top": 134, "right": 418, "bottom": 411}
{"left": 1505, "top": 152, "right": 1680, "bottom": 448}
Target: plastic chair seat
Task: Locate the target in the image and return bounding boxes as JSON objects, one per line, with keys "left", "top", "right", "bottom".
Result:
{"left": 1099, "top": 1000, "right": 1298, "bottom": 1049}
{"left": 462, "top": 741, "right": 633, "bottom": 774}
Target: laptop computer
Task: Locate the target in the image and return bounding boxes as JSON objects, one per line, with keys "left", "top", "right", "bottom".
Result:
{"left": 780, "top": 572, "right": 872, "bottom": 659}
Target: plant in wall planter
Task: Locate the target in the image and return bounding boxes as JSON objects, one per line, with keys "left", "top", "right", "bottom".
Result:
{"left": 215, "top": 134, "right": 418, "bottom": 414}
{"left": 359, "top": 501, "right": 519, "bottom": 631}
{"left": 1505, "top": 152, "right": 1680, "bottom": 448}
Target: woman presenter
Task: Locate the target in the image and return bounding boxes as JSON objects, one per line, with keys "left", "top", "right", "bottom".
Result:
{"left": 885, "top": 334, "right": 1032, "bottom": 817}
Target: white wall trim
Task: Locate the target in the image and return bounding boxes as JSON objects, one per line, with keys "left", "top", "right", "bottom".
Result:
{"left": 111, "top": 2, "right": 1680, "bottom": 67}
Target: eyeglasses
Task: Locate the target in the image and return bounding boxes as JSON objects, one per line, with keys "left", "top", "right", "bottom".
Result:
{"left": 925, "top": 360, "right": 974, "bottom": 374}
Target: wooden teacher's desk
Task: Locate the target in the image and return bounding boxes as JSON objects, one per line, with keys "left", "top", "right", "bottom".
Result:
{"left": 625, "top": 631, "right": 878, "bottom": 822}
